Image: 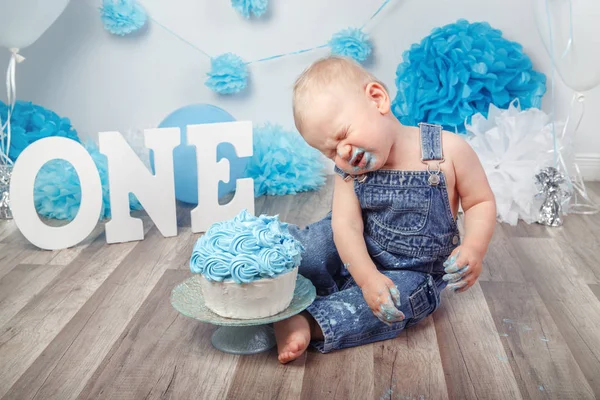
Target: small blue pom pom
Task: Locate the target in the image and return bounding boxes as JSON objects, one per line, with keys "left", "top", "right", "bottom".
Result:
{"left": 328, "top": 28, "right": 372, "bottom": 64}
{"left": 205, "top": 53, "right": 249, "bottom": 95}
{"left": 34, "top": 142, "right": 143, "bottom": 221}
{"left": 100, "top": 0, "right": 147, "bottom": 36}
{"left": 0, "top": 100, "right": 80, "bottom": 162}
{"left": 245, "top": 123, "right": 326, "bottom": 196}
{"left": 391, "top": 19, "right": 546, "bottom": 133}
{"left": 231, "top": 0, "right": 268, "bottom": 18}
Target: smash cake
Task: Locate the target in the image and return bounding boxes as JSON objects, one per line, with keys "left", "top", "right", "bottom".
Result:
{"left": 189, "top": 210, "right": 304, "bottom": 319}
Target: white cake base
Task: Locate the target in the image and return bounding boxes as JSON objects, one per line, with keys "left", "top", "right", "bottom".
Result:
{"left": 198, "top": 268, "right": 298, "bottom": 320}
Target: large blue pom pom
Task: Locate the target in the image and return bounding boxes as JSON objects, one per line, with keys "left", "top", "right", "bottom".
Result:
{"left": 205, "top": 53, "right": 249, "bottom": 95}
{"left": 391, "top": 19, "right": 547, "bottom": 133}
{"left": 0, "top": 100, "right": 80, "bottom": 162}
{"left": 100, "top": 0, "right": 147, "bottom": 36}
{"left": 231, "top": 0, "right": 268, "bottom": 18}
{"left": 328, "top": 28, "right": 372, "bottom": 64}
{"left": 245, "top": 124, "right": 326, "bottom": 196}
{"left": 34, "top": 142, "right": 143, "bottom": 221}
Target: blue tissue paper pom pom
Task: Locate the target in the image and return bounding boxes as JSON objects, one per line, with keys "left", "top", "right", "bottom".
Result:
{"left": 328, "top": 28, "right": 372, "bottom": 64}
{"left": 34, "top": 142, "right": 143, "bottom": 221}
{"left": 245, "top": 123, "right": 326, "bottom": 196}
{"left": 391, "top": 19, "right": 547, "bottom": 133}
{"left": 0, "top": 100, "right": 142, "bottom": 220}
{"left": 100, "top": 0, "right": 147, "bottom": 36}
{"left": 231, "top": 0, "right": 268, "bottom": 18}
{"left": 205, "top": 53, "right": 249, "bottom": 95}
{"left": 0, "top": 100, "right": 80, "bottom": 162}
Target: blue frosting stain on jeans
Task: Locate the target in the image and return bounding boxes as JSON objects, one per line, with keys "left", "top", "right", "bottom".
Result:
{"left": 343, "top": 303, "right": 356, "bottom": 314}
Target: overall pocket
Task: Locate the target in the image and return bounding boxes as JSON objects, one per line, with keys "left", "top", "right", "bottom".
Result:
{"left": 407, "top": 275, "right": 440, "bottom": 327}
{"left": 363, "top": 186, "right": 432, "bottom": 234}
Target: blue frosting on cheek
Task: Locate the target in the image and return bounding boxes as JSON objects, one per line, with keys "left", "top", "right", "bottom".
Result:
{"left": 190, "top": 209, "right": 304, "bottom": 283}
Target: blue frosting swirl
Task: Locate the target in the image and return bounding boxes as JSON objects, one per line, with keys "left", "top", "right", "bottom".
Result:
{"left": 229, "top": 231, "right": 260, "bottom": 254}
{"left": 253, "top": 221, "right": 284, "bottom": 247}
{"left": 283, "top": 238, "right": 303, "bottom": 267}
{"left": 257, "top": 247, "right": 292, "bottom": 276}
{"left": 203, "top": 252, "right": 234, "bottom": 282}
{"left": 190, "top": 235, "right": 212, "bottom": 274}
{"left": 189, "top": 209, "right": 304, "bottom": 283}
{"left": 230, "top": 254, "right": 261, "bottom": 284}
{"left": 206, "top": 223, "right": 234, "bottom": 252}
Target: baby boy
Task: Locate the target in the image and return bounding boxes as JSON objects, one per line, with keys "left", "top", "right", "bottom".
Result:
{"left": 274, "top": 56, "right": 496, "bottom": 364}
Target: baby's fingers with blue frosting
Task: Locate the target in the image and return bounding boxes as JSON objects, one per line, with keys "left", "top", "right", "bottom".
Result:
{"left": 443, "top": 265, "right": 471, "bottom": 283}
{"left": 379, "top": 300, "right": 405, "bottom": 324}
{"left": 388, "top": 285, "right": 401, "bottom": 308}
{"left": 443, "top": 246, "right": 483, "bottom": 293}
{"left": 361, "top": 272, "right": 405, "bottom": 325}
{"left": 377, "top": 281, "right": 404, "bottom": 324}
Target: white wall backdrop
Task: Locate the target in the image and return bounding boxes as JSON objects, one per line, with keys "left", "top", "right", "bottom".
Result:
{"left": 2, "top": 0, "right": 599, "bottom": 179}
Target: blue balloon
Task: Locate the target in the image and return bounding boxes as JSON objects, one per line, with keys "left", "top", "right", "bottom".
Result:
{"left": 151, "top": 104, "right": 249, "bottom": 204}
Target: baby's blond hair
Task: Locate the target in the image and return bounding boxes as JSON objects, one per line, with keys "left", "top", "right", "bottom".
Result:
{"left": 292, "top": 56, "right": 386, "bottom": 132}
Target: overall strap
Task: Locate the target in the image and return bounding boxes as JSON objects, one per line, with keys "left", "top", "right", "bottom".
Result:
{"left": 419, "top": 122, "right": 444, "bottom": 161}
{"left": 334, "top": 165, "right": 367, "bottom": 183}
{"left": 334, "top": 165, "right": 349, "bottom": 180}
{"left": 419, "top": 123, "right": 445, "bottom": 186}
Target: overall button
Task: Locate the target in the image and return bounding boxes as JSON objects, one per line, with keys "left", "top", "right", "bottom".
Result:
{"left": 428, "top": 174, "right": 440, "bottom": 186}
{"left": 452, "top": 235, "right": 460, "bottom": 245}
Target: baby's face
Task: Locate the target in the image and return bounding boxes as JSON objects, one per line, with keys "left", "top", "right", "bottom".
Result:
{"left": 300, "top": 84, "right": 395, "bottom": 176}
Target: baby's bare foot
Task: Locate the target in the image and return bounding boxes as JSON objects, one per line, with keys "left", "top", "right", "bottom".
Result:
{"left": 274, "top": 313, "right": 311, "bottom": 364}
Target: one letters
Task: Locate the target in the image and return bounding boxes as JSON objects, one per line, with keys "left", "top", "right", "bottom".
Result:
{"left": 9, "top": 122, "right": 254, "bottom": 250}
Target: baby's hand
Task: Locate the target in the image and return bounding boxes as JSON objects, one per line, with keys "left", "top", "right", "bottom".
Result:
{"left": 360, "top": 272, "right": 404, "bottom": 325}
{"left": 442, "top": 246, "right": 483, "bottom": 292}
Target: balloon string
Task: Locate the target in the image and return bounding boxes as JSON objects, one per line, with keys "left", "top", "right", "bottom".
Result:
{"left": 544, "top": 0, "right": 558, "bottom": 169}
{"left": 561, "top": 0, "right": 573, "bottom": 58}
{"left": 557, "top": 93, "right": 599, "bottom": 214}
{"left": 559, "top": 93, "right": 584, "bottom": 144}
{"left": 543, "top": 0, "right": 574, "bottom": 172}
{"left": 0, "top": 48, "right": 23, "bottom": 165}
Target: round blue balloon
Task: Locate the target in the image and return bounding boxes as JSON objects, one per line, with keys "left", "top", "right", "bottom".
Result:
{"left": 152, "top": 104, "right": 249, "bottom": 204}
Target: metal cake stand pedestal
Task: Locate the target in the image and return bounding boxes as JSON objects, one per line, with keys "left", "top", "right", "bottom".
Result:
{"left": 170, "top": 274, "right": 316, "bottom": 355}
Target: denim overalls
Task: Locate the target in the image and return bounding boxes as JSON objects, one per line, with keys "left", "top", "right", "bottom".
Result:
{"left": 288, "top": 123, "right": 461, "bottom": 353}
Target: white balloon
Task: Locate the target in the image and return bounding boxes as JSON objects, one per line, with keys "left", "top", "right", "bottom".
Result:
{"left": 534, "top": 0, "right": 600, "bottom": 92}
{"left": 0, "top": 0, "right": 72, "bottom": 49}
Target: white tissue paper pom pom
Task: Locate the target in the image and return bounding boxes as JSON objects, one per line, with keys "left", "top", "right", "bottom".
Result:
{"left": 465, "top": 100, "right": 561, "bottom": 225}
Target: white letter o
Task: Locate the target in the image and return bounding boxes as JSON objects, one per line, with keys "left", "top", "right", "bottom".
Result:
{"left": 10, "top": 137, "right": 103, "bottom": 250}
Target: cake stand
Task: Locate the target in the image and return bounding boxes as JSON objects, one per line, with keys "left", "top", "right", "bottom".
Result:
{"left": 170, "top": 274, "right": 316, "bottom": 355}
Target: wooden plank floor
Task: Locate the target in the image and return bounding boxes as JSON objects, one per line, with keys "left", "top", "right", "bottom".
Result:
{"left": 1, "top": 180, "right": 599, "bottom": 399}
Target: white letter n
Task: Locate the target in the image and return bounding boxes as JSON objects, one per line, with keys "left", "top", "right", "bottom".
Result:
{"left": 99, "top": 129, "right": 180, "bottom": 244}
